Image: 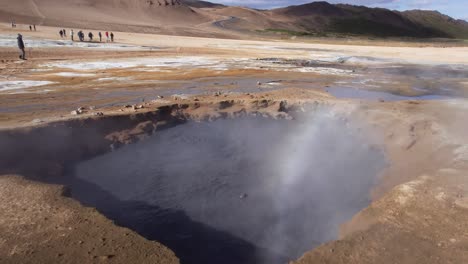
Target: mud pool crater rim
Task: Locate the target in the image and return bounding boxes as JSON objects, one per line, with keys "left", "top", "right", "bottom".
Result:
{"left": 67, "top": 115, "right": 386, "bottom": 264}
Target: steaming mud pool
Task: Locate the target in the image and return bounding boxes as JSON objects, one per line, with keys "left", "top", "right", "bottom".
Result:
{"left": 67, "top": 116, "right": 386, "bottom": 264}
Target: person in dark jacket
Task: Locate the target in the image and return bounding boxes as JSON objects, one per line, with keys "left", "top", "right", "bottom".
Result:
{"left": 88, "top": 32, "right": 93, "bottom": 42}
{"left": 98, "top": 32, "right": 102, "bottom": 42}
{"left": 110, "top": 32, "right": 114, "bottom": 42}
{"left": 17, "top": 34, "right": 25, "bottom": 60}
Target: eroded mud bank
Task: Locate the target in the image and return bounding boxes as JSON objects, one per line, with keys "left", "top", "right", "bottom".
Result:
{"left": 0, "top": 101, "right": 386, "bottom": 264}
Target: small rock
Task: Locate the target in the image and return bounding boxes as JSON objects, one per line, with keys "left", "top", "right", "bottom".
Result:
{"left": 32, "top": 119, "right": 43, "bottom": 123}
{"left": 77, "top": 107, "right": 85, "bottom": 111}
{"left": 449, "top": 238, "right": 457, "bottom": 243}
{"left": 89, "top": 106, "right": 96, "bottom": 110}
{"left": 279, "top": 100, "right": 288, "bottom": 112}
{"left": 257, "top": 81, "right": 262, "bottom": 85}
{"left": 157, "top": 95, "right": 164, "bottom": 99}
{"left": 70, "top": 110, "right": 80, "bottom": 115}
{"left": 94, "top": 112, "right": 104, "bottom": 116}
{"left": 124, "top": 105, "right": 133, "bottom": 108}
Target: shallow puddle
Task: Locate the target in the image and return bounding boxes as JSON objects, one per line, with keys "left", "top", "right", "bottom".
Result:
{"left": 327, "top": 87, "right": 452, "bottom": 101}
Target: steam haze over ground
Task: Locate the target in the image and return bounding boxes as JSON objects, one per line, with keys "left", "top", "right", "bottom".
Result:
{"left": 70, "top": 111, "right": 386, "bottom": 264}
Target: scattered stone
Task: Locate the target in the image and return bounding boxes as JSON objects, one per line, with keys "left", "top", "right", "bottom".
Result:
{"left": 32, "top": 119, "right": 43, "bottom": 124}
{"left": 89, "top": 106, "right": 96, "bottom": 110}
{"left": 257, "top": 81, "right": 262, "bottom": 85}
{"left": 94, "top": 112, "right": 104, "bottom": 116}
{"left": 135, "top": 105, "right": 144, "bottom": 110}
{"left": 99, "top": 255, "right": 115, "bottom": 260}
{"left": 157, "top": 95, "right": 164, "bottom": 99}
{"left": 450, "top": 238, "right": 457, "bottom": 243}
{"left": 124, "top": 105, "right": 133, "bottom": 108}
{"left": 406, "top": 139, "right": 417, "bottom": 150}
{"left": 279, "top": 100, "right": 288, "bottom": 112}
{"left": 70, "top": 110, "right": 82, "bottom": 115}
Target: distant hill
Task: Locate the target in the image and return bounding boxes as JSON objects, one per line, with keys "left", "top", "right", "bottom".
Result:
{"left": 269, "top": 1, "right": 468, "bottom": 38}
{"left": 180, "top": 0, "right": 224, "bottom": 8}
{"left": 0, "top": 0, "right": 466, "bottom": 39}
{"left": 0, "top": 0, "right": 214, "bottom": 35}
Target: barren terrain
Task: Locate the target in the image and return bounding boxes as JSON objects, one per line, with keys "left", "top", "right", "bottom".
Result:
{"left": 1, "top": 16, "right": 468, "bottom": 264}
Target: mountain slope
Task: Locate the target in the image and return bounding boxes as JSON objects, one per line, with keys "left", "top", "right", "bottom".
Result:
{"left": 0, "top": 0, "right": 210, "bottom": 30}
{"left": 0, "top": 0, "right": 467, "bottom": 39}
{"left": 181, "top": 0, "right": 224, "bottom": 8}
{"left": 269, "top": 2, "right": 468, "bottom": 38}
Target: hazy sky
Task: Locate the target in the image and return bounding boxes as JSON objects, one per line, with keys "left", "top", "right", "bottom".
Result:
{"left": 208, "top": 0, "right": 468, "bottom": 20}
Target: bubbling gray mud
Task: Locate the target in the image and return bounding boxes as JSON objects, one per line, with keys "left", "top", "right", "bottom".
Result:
{"left": 70, "top": 112, "right": 385, "bottom": 264}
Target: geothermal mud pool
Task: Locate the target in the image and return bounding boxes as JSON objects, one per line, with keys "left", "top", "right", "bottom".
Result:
{"left": 67, "top": 113, "right": 385, "bottom": 264}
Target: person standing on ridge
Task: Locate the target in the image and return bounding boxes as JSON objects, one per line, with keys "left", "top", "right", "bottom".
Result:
{"left": 33, "top": 24, "right": 36, "bottom": 31}
{"left": 29, "top": 25, "right": 32, "bottom": 31}
{"left": 71, "top": 29, "right": 74, "bottom": 41}
{"left": 110, "top": 32, "right": 114, "bottom": 42}
{"left": 17, "top": 33, "right": 26, "bottom": 60}
{"left": 88, "top": 32, "right": 93, "bottom": 42}
{"left": 105, "top": 31, "right": 109, "bottom": 42}
{"left": 98, "top": 32, "right": 102, "bottom": 42}
{"left": 59, "top": 30, "right": 63, "bottom": 38}
{"left": 63, "top": 29, "right": 66, "bottom": 37}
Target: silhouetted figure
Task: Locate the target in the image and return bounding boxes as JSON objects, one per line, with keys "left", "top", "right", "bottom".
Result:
{"left": 59, "top": 30, "right": 63, "bottom": 38}
{"left": 110, "top": 32, "right": 114, "bottom": 42}
{"left": 29, "top": 25, "right": 32, "bottom": 31}
{"left": 105, "top": 31, "right": 109, "bottom": 42}
{"left": 33, "top": 24, "right": 36, "bottom": 31}
{"left": 88, "top": 32, "right": 93, "bottom": 41}
{"left": 71, "top": 29, "right": 74, "bottom": 41}
{"left": 98, "top": 32, "right": 102, "bottom": 42}
{"left": 63, "top": 29, "right": 66, "bottom": 37}
{"left": 17, "top": 33, "right": 25, "bottom": 60}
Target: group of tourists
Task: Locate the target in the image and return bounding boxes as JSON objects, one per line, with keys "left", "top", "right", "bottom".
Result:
{"left": 62, "top": 29, "right": 115, "bottom": 42}
{"left": 15, "top": 24, "right": 117, "bottom": 61}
